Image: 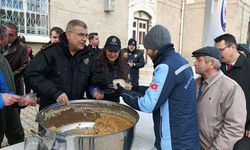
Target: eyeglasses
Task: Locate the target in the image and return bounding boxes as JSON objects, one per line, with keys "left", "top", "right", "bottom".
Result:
{"left": 218, "top": 45, "right": 232, "bottom": 51}
{"left": 69, "top": 31, "right": 88, "bottom": 38}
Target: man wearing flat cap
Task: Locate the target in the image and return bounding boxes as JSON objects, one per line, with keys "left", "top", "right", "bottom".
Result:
{"left": 115, "top": 25, "right": 199, "bottom": 149}
{"left": 193, "top": 46, "right": 246, "bottom": 150}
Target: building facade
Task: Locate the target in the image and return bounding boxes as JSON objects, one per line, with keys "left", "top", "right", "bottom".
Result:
{"left": 1, "top": 0, "right": 249, "bottom": 63}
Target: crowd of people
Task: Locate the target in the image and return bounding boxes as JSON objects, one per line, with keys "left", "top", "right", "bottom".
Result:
{"left": 1, "top": 18, "right": 250, "bottom": 150}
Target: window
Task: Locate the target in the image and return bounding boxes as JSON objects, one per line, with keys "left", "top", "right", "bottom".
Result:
{"left": 0, "top": 0, "right": 49, "bottom": 36}
{"left": 132, "top": 30, "right": 136, "bottom": 39}
{"left": 133, "top": 21, "right": 136, "bottom": 27}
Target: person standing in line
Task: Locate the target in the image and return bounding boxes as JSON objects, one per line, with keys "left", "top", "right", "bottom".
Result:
{"left": 122, "top": 38, "right": 144, "bottom": 90}
{"left": 192, "top": 46, "right": 246, "bottom": 150}
{"left": 214, "top": 34, "right": 250, "bottom": 149}
{"left": 0, "top": 25, "right": 35, "bottom": 147}
{"left": 24, "top": 19, "right": 100, "bottom": 111}
{"left": 0, "top": 23, "right": 28, "bottom": 146}
{"left": 0, "top": 25, "right": 17, "bottom": 148}
{"left": 2, "top": 23, "right": 29, "bottom": 96}
{"left": 87, "top": 32, "right": 101, "bottom": 58}
{"left": 114, "top": 25, "right": 199, "bottom": 150}
{"left": 0, "top": 25, "right": 15, "bottom": 92}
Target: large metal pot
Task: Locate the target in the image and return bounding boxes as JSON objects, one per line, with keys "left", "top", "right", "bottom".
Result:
{"left": 36, "top": 100, "right": 139, "bottom": 150}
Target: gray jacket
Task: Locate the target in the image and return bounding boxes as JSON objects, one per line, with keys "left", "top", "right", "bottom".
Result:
{"left": 196, "top": 70, "right": 246, "bottom": 150}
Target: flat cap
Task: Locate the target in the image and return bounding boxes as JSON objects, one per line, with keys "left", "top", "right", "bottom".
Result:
{"left": 192, "top": 46, "right": 221, "bottom": 61}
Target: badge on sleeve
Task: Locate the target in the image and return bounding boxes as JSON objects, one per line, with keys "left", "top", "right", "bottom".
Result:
{"left": 149, "top": 83, "right": 158, "bottom": 90}
{"left": 84, "top": 58, "right": 89, "bottom": 64}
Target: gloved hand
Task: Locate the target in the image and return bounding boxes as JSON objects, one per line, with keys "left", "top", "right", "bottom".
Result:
{"left": 115, "top": 83, "right": 125, "bottom": 95}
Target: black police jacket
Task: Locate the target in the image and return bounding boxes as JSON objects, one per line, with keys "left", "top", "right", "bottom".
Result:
{"left": 122, "top": 48, "right": 144, "bottom": 86}
{"left": 24, "top": 33, "right": 97, "bottom": 110}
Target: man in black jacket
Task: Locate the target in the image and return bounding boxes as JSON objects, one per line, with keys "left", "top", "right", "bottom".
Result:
{"left": 214, "top": 33, "right": 250, "bottom": 149}
{"left": 87, "top": 32, "right": 101, "bottom": 58}
{"left": 24, "top": 19, "right": 99, "bottom": 111}
{"left": 122, "top": 38, "right": 144, "bottom": 89}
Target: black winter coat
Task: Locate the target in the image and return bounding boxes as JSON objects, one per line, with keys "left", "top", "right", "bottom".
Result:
{"left": 221, "top": 54, "right": 250, "bottom": 130}
{"left": 123, "top": 48, "right": 144, "bottom": 87}
{"left": 24, "top": 33, "right": 98, "bottom": 110}
{"left": 87, "top": 45, "right": 102, "bottom": 59}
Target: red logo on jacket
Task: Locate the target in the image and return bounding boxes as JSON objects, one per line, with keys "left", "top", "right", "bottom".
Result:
{"left": 149, "top": 83, "right": 158, "bottom": 90}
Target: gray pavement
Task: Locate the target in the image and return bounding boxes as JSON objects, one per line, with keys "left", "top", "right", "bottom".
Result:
{"left": 1, "top": 65, "right": 155, "bottom": 149}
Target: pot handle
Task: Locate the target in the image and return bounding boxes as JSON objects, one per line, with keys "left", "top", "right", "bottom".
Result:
{"left": 30, "top": 129, "right": 50, "bottom": 140}
{"left": 30, "top": 129, "right": 50, "bottom": 150}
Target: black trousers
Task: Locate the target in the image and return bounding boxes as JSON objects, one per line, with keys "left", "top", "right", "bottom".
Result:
{"left": 0, "top": 107, "right": 24, "bottom": 147}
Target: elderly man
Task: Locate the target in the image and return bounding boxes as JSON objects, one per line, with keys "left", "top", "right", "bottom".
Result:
{"left": 115, "top": 25, "right": 199, "bottom": 150}
{"left": 192, "top": 46, "right": 246, "bottom": 150}
{"left": 24, "top": 19, "right": 99, "bottom": 111}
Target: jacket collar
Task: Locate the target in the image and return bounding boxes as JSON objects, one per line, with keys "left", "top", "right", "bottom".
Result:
{"left": 233, "top": 53, "right": 246, "bottom": 68}
{"left": 221, "top": 53, "right": 246, "bottom": 72}
{"left": 198, "top": 70, "right": 224, "bottom": 93}
{"left": 2, "top": 38, "right": 21, "bottom": 56}
{"left": 153, "top": 44, "right": 174, "bottom": 68}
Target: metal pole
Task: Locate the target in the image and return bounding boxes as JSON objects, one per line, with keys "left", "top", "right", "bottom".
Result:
{"left": 202, "top": 0, "right": 214, "bottom": 46}
{"left": 179, "top": 0, "right": 185, "bottom": 54}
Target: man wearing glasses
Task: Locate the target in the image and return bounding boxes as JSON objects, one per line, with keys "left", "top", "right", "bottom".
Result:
{"left": 214, "top": 33, "right": 250, "bottom": 149}
{"left": 24, "top": 19, "right": 98, "bottom": 111}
